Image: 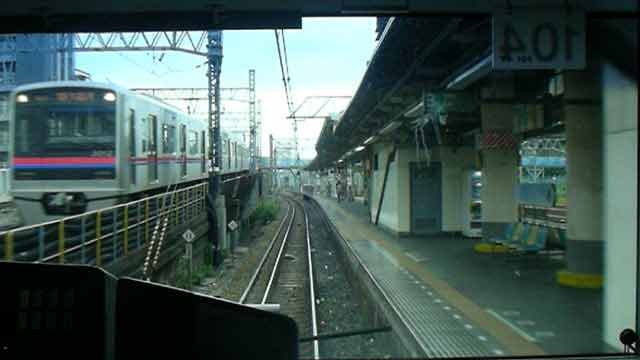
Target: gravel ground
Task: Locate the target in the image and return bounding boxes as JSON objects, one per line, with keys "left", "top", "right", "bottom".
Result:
{"left": 193, "top": 195, "right": 287, "bottom": 301}
{"left": 306, "top": 201, "right": 396, "bottom": 359}
{"left": 191, "top": 195, "right": 400, "bottom": 358}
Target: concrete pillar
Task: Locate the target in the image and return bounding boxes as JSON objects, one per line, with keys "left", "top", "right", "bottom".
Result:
{"left": 479, "top": 101, "right": 519, "bottom": 242}
{"left": 371, "top": 142, "right": 401, "bottom": 233}
{"left": 216, "top": 195, "right": 227, "bottom": 250}
{"left": 602, "top": 61, "right": 637, "bottom": 349}
{"left": 558, "top": 69, "right": 604, "bottom": 285}
{"left": 243, "top": 178, "right": 259, "bottom": 220}
{"left": 438, "top": 146, "right": 476, "bottom": 233}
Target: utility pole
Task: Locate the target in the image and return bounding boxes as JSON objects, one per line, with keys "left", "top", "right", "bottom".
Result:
{"left": 206, "top": 30, "right": 223, "bottom": 265}
{"left": 293, "top": 116, "right": 300, "bottom": 167}
{"left": 273, "top": 148, "right": 278, "bottom": 191}
{"left": 249, "top": 69, "right": 257, "bottom": 173}
{"left": 269, "top": 135, "right": 274, "bottom": 192}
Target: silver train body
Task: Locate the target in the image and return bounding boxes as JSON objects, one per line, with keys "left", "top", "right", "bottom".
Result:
{"left": 7, "top": 81, "right": 249, "bottom": 227}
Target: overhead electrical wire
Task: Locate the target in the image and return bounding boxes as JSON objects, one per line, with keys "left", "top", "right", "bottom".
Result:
{"left": 274, "top": 29, "right": 294, "bottom": 114}
{"left": 275, "top": 29, "right": 302, "bottom": 164}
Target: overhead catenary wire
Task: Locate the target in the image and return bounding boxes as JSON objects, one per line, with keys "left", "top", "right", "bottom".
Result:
{"left": 274, "top": 29, "right": 300, "bottom": 164}
{"left": 281, "top": 30, "right": 293, "bottom": 109}
{"left": 274, "top": 30, "right": 294, "bottom": 114}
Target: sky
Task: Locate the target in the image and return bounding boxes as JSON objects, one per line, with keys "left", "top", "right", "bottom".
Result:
{"left": 75, "top": 18, "right": 378, "bottom": 161}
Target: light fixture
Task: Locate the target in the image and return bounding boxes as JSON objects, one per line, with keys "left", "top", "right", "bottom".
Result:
{"left": 363, "top": 135, "right": 377, "bottom": 145}
{"left": 379, "top": 121, "right": 402, "bottom": 135}
{"left": 16, "top": 94, "right": 29, "bottom": 103}
{"left": 103, "top": 92, "right": 117, "bottom": 102}
{"left": 473, "top": 171, "right": 482, "bottom": 177}
{"left": 355, "top": 146, "right": 365, "bottom": 152}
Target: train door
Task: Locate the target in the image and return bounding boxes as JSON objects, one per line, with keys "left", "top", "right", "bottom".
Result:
{"left": 410, "top": 162, "right": 442, "bottom": 235}
{"left": 147, "top": 115, "right": 158, "bottom": 183}
{"left": 180, "top": 125, "right": 187, "bottom": 176}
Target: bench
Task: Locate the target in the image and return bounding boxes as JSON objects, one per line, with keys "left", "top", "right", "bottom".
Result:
{"left": 490, "top": 222, "right": 528, "bottom": 252}
{"left": 508, "top": 225, "right": 548, "bottom": 254}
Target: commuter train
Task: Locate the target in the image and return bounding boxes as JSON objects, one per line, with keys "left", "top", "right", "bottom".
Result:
{"left": 5, "top": 81, "right": 250, "bottom": 227}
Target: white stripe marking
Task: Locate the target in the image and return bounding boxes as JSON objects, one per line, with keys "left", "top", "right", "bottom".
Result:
{"left": 516, "top": 320, "right": 536, "bottom": 326}
{"left": 405, "top": 252, "right": 427, "bottom": 262}
{"left": 534, "top": 331, "right": 555, "bottom": 338}
{"left": 487, "top": 309, "right": 537, "bottom": 342}
{"left": 464, "top": 324, "right": 473, "bottom": 330}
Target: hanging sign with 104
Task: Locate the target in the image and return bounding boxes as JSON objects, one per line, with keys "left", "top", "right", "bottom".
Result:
{"left": 492, "top": 8, "right": 586, "bottom": 70}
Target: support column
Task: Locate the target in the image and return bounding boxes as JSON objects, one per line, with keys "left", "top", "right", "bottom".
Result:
{"left": 602, "top": 61, "right": 637, "bottom": 349}
{"left": 478, "top": 100, "right": 519, "bottom": 245}
{"left": 438, "top": 146, "right": 476, "bottom": 233}
{"left": 557, "top": 70, "right": 604, "bottom": 287}
{"left": 215, "top": 195, "right": 227, "bottom": 251}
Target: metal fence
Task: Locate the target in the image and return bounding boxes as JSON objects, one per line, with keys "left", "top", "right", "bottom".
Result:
{"left": 519, "top": 204, "right": 567, "bottom": 230}
{"left": 1, "top": 182, "right": 208, "bottom": 267}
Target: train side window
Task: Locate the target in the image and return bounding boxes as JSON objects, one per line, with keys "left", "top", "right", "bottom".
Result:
{"left": 179, "top": 125, "right": 186, "bottom": 153}
{"left": 227, "top": 140, "right": 231, "bottom": 169}
{"left": 373, "top": 153, "right": 379, "bottom": 171}
{"left": 129, "top": 109, "right": 136, "bottom": 185}
{"left": 180, "top": 125, "right": 187, "bottom": 177}
{"left": 162, "top": 124, "right": 176, "bottom": 154}
{"left": 188, "top": 131, "right": 198, "bottom": 155}
{"left": 234, "top": 142, "right": 238, "bottom": 168}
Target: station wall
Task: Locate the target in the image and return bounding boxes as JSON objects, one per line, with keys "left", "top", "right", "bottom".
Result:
{"left": 370, "top": 143, "right": 475, "bottom": 235}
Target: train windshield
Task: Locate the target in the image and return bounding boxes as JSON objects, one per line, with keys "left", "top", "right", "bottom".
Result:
{"left": 14, "top": 88, "right": 116, "bottom": 157}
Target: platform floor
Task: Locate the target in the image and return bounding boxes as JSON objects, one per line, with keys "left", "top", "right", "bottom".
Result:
{"left": 313, "top": 195, "right": 614, "bottom": 357}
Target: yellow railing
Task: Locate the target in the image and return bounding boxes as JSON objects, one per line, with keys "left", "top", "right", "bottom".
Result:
{"left": 1, "top": 182, "right": 208, "bottom": 265}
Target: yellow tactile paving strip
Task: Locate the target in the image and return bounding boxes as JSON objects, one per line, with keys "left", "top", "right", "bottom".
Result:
{"left": 320, "top": 198, "right": 547, "bottom": 357}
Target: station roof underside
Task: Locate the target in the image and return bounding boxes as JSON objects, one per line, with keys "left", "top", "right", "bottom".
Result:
{"left": 308, "top": 16, "right": 638, "bottom": 171}
{"left": 309, "top": 17, "right": 491, "bottom": 170}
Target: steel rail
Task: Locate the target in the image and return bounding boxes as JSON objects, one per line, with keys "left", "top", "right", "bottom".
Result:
{"left": 238, "top": 201, "right": 293, "bottom": 304}
{"left": 305, "top": 195, "right": 430, "bottom": 356}
{"left": 261, "top": 198, "right": 297, "bottom": 304}
{"left": 302, "top": 197, "right": 320, "bottom": 359}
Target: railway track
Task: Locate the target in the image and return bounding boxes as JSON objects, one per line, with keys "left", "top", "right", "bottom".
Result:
{"left": 239, "top": 194, "right": 319, "bottom": 359}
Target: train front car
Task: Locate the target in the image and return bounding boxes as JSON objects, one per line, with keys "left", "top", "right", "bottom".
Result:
{"left": 9, "top": 82, "right": 121, "bottom": 226}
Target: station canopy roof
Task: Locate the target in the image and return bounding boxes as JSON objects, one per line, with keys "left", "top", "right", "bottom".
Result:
{"left": 308, "top": 16, "right": 492, "bottom": 170}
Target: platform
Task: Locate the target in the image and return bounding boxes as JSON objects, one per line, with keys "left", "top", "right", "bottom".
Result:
{"left": 313, "top": 195, "right": 613, "bottom": 356}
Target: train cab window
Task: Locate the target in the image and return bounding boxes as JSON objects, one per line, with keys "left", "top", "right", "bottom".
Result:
{"left": 162, "top": 124, "right": 176, "bottom": 154}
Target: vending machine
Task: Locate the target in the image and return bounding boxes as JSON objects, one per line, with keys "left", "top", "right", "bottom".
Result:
{"left": 462, "top": 170, "right": 483, "bottom": 238}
